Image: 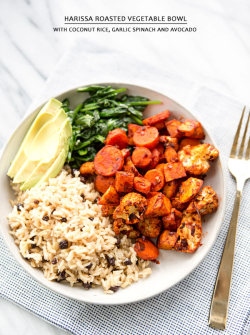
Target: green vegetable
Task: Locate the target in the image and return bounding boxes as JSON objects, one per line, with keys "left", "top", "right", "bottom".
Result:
{"left": 62, "top": 85, "right": 161, "bottom": 168}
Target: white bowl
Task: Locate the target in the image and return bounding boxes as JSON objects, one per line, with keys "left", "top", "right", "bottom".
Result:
{"left": 0, "top": 83, "right": 226, "bottom": 305}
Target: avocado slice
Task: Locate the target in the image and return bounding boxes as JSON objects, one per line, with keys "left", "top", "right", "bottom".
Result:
{"left": 13, "top": 108, "right": 69, "bottom": 184}
{"left": 7, "top": 98, "right": 62, "bottom": 178}
{"left": 34, "top": 147, "right": 68, "bottom": 189}
{"left": 20, "top": 118, "right": 72, "bottom": 190}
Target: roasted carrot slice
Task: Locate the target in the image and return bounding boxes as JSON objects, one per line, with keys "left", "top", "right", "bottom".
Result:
{"left": 94, "top": 175, "right": 115, "bottom": 194}
{"left": 165, "top": 119, "right": 182, "bottom": 138}
{"left": 164, "top": 162, "right": 186, "bottom": 182}
{"left": 115, "top": 171, "right": 134, "bottom": 193}
{"left": 178, "top": 120, "right": 205, "bottom": 139}
{"left": 105, "top": 128, "right": 128, "bottom": 149}
{"left": 179, "top": 177, "right": 203, "bottom": 203}
{"left": 134, "top": 238, "right": 159, "bottom": 260}
{"left": 132, "top": 147, "right": 152, "bottom": 168}
{"left": 98, "top": 186, "right": 120, "bottom": 205}
{"left": 143, "top": 110, "right": 170, "bottom": 127}
{"left": 164, "top": 146, "right": 178, "bottom": 163}
{"left": 94, "top": 145, "right": 124, "bottom": 177}
{"left": 79, "top": 162, "right": 95, "bottom": 175}
{"left": 179, "top": 138, "right": 201, "bottom": 150}
{"left": 127, "top": 124, "right": 142, "bottom": 146}
{"left": 158, "top": 230, "right": 178, "bottom": 250}
{"left": 133, "top": 126, "right": 159, "bottom": 149}
{"left": 162, "top": 180, "right": 179, "bottom": 198}
{"left": 145, "top": 193, "right": 171, "bottom": 217}
{"left": 148, "top": 148, "right": 160, "bottom": 169}
{"left": 134, "top": 176, "right": 151, "bottom": 194}
{"left": 144, "top": 169, "right": 165, "bottom": 192}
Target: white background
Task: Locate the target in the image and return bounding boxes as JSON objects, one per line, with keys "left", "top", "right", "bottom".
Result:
{"left": 0, "top": 0, "right": 249, "bottom": 334}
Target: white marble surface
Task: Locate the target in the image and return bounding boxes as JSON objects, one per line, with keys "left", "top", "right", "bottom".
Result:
{"left": 0, "top": 0, "right": 249, "bottom": 334}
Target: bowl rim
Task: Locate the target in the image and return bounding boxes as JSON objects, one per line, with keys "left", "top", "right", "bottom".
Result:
{"left": 0, "top": 81, "right": 227, "bottom": 305}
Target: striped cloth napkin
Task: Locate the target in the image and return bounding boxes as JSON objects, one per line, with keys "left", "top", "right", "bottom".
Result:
{"left": 0, "top": 39, "right": 249, "bottom": 335}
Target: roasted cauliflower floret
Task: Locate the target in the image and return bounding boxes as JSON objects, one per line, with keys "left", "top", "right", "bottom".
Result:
{"left": 114, "top": 192, "right": 147, "bottom": 224}
{"left": 186, "top": 186, "right": 219, "bottom": 215}
{"left": 101, "top": 205, "right": 116, "bottom": 217}
{"left": 178, "top": 144, "right": 219, "bottom": 175}
{"left": 137, "top": 217, "right": 162, "bottom": 238}
{"left": 113, "top": 219, "right": 140, "bottom": 239}
{"left": 175, "top": 211, "right": 202, "bottom": 253}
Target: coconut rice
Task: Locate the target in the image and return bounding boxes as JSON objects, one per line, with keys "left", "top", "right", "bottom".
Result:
{"left": 8, "top": 169, "right": 151, "bottom": 293}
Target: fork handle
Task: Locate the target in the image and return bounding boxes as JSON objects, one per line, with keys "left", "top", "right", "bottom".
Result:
{"left": 209, "top": 189, "right": 242, "bottom": 330}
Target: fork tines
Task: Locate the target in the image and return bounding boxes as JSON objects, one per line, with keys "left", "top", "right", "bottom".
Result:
{"left": 230, "top": 107, "right": 250, "bottom": 160}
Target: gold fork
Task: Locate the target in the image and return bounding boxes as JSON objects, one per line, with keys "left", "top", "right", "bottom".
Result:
{"left": 209, "top": 107, "right": 250, "bottom": 330}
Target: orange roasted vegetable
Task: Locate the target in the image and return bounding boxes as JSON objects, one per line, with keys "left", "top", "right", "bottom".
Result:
{"left": 134, "top": 238, "right": 159, "bottom": 260}
{"left": 98, "top": 186, "right": 120, "bottom": 205}
{"left": 186, "top": 186, "right": 219, "bottom": 215}
{"left": 95, "top": 175, "right": 115, "bottom": 194}
{"left": 137, "top": 218, "right": 162, "bottom": 238}
{"left": 133, "top": 126, "right": 159, "bottom": 149}
{"left": 164, "top": 146, "right": 178, "bottom": 163}
{"left": 113, "top": 219, "right": 140, "bottom": 239}
{"left": 148, "top": 148, "right": 160, "bottom": 169}
{"left": 159, "top": 136, "right": 179, "bottom": 151}
{"left": 178, "top": 120, "right": 205, "bottom": 139}
{"left": 171, "top": 192, "right": 189, "bottom": 211}
{"left": 121, "top": 148, "right": 131, "bottom": 159}
{"left": 144, "top": 169, "right": 165, "bottom": 192}
{"left": 123, "top": 157, "right": 141, "bottom": 177}
{"left": 164, "top": 162, "right": 186, "bottom": 182}
{"left": 179, "top": 138, "right": 201, "bottom": 150}
{"left": 162, "top": 208, "right": 182, "bottom": 230}
{"left": 146, "top": 192, "right": 160, "bottom": 199}
{"left": 156, "top": 163, "right": 165, "bottom": 175}
{"left": 143, "top": 110, "right": 170, "bottom": 127}
{"left": 132, "top": 147, "right": 152, "bottom": 169}
{"left": 105, "top": 128, "right": 128, "bottom": 149}
{"left": 175, "top": 212, "right": 202, "bottom": 253}
{"left": 127, "top": 124, "right": 142, "bottom": 145}
{"left": 145, "top": 193, "right": 171, "bottom": 217}
{"left": 165, "top": 119, "right": 182, "bottom": 138}
{"left": 158, "top": 230, "right": 178, "bottom": 250}
{"left": 134, "top": 176, "right": 152, "bottom": 194}
{"left": 152, "top": 121, "right": 166, "bottom": 130}
{"left": 162, "top": 180, "right": 179, "bottom": 199}
{"left": 101, "top": 205, "right": 117, "bottom": 217}
{"left": 178, "top": 144, "right": 219, "bottom": 175}
{"left": 80, "top": 162, "right": 95, "bottom": 175}
{"left": 179, "top": 177, "right": 203, "bottom": 203}
{"left": 115, "top": 171, "right": 134, "bottom": 193}
{"left": 117, "top": 192, "right": 148, "bottom": 223}
{"left": 94, "top": 145, "right": 124, "bottom": 177}
{"left": 155, "top": 143, "right": 165, "bottom": 162}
